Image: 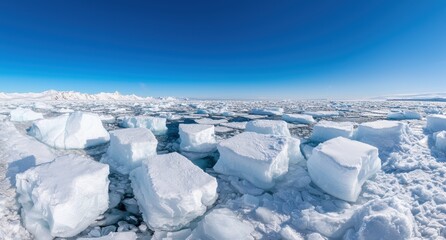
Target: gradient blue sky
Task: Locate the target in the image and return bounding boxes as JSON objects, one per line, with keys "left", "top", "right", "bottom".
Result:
{"left": 0, "top": 1, "right": 445, "bottom": 99}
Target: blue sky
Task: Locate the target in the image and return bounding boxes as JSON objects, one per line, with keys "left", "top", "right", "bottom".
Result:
{"left": 0, "top": 1, "right": 445, "bottom": 99}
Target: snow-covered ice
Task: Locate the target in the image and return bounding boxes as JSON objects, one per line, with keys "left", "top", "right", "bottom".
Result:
{"left": 355, "top": 120, "right": 409, "bottom": 153}
{"left": 310, "top": 120, "right": 354, "bottom": 142}
{"left": 187, "top": 208, "right": 255, "bottom": 240}
{"left": 119, "top": 116, "right": 168, "bottom": 135}
{"left": 250, "top": 107, "right": 284, "bottom": 116}
{"left": 15, "top": 154, "right": 109, "bottom": 239}
{"left": 214, "top": 132, "right": 292, "bottom": 189}
{"left": 307, "top": 137, "right": 381, "bottom": 202}
{"left": 179, "top": 124, "right": 217, "bottom": 153}
{"left": 387, "top": 110, "right": 421, "bottom": 120}
{"left": 129, "top": 152, "right": 218, "bottom": 231}
{"left": 426, "top": 114, "right": 446, "bottom": 132}
{"left": 282, "top": 113, "right": 316, "bottom": 124}
{"left": 245, "top": 119, "right": 291, "bottom": 137}
{"left": 9, "top": 107, "right": 43, "bottom": 122}
{"left": 101, "top": 128, "right": 157, "bottom": 174}
{"left": 434, "top": 131, "right": 446, "bottom": 152}
{"left": 29, "top": 111, "right": 110, "bottom": 149}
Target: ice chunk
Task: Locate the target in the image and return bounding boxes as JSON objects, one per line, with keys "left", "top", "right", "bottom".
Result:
{"left": 387, "top": 111, "right": 421, "bottom": 120}
{"left": 187, "top": 208, "right": 254, "bottom": 240}
{"left": 130, "top": 152, "right": 218, "bottom": 231}
{"left": 282, "top": 113, "right": 316, "bottom": 124}
{"left": 426, "top": 114, "right": 446, "bottom": 132}
{"left": 102, "top": 128, "right": 158, "bottom": 174}
{"left": 0, "top": 121, "right": 55, "bottom": 184}
{"left": 304, "top": 111, "right": 339, "bottom": 118}
{"left": 152, "top": 229, "right": 191, "bottom": 240}
{"left": 16, "top": 155, "right": 109, "bottom": 239}
{"left": 245, "top": 119, "right": 291, "bottom": 137}
{"left": 214, "top": 132, "right": 291, "bottom": 189}
{"left": 310, "top": 121, "right": 354, "bottom": 142}
{"left": 355, "top": 120, "right": 409, "bottom": 152}
{"left": 29, "top": 111, "right": 110, "bottom": 149}
{"left": 250, "top": 107, "right": 284, "bottom": 116}
{"left": 194, "top": 118, "right": 228, "bottom": 125}
{"left": 179, "top": 124, "right": 217, "bottom": 153}
{"left": 119, "top": 116, "right": 168, "bottom": 135}
{"left": 307, "top": 137, "right": 381, "bottom": 202}
{"left": 10, "top": 107, "right": 43, "bottom": 122}
{"left": 78, "top": 232, "right": 137, "bottom": 240}
{"left": 434, "top": 131, "right": 446, "bottom": 152}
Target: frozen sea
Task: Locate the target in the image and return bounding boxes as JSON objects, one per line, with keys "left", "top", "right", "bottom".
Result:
{"left": 1, "top": 97, "right": 446, "bottom": 240}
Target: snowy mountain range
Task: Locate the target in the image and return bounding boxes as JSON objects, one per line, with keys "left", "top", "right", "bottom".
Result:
{"left": 0, "top": 90, "right": 175, "bottom": 102}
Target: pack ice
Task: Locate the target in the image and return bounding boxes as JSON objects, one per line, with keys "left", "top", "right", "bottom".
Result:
{"left": 355, "top": 120, "right": 409, "bottom": 152}
{"left": 214, "top": 132, "right": 295, "bottom": 189}
{"left": 15, "top": 155, "right": 110, "bottom": 239}
{"left": 307, "top": 137, "right": 381, "bottom": 202}
{"left": 119, "top": 116, "right": 168, "bottom": 135}
{"left": 187, "top": 208, "right": 255, "bottom": 240}
{"left": 310, "top": 120, "right": 354, "bottom": 142}
{"left": 29, "top": 111, "right": 110, "bottom": 149}
{"left": 282, "top": 113, "right": 316, "bottom": 124}
{"left": 179, "top": 124, "right": 217, "bottom": 153}
{"left": 129, "top": 152, "right": 218, "bottom": 231}
{"left": 245, "top": 119, "right": 291, "bottom": 137}
{"left": 9, "top": 107, "right": 43, "bottom": 122}
{"left": 102, "top": 128, "right": 157, "bottom": 174}
{"left": 426, "top": 114, "right": 446, "bottom": 132}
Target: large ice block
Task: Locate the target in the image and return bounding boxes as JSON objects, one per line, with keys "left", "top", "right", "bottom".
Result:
{"left": 29, "top": 111, "right": 110, "bottom": 149}
{"left": 307, "top": 137, "right": 381, "bottom": 202}
{"left": 102, "top": 128, "right": 158, "bottom": 174}
{"left": 179, "top": 124, "right": 217, "bottom": 153}
{"left": 426, "top": 114, "right": 446, "bottom": 132}
{"left": 214, "top": 132, "right": 291, "bottom": 189}
{"left": 15, "top": 155, "right": 110, "bottom": 239}
{"left": 10, "top": 107, "right": 43, "bottom": 122}
{"left": 282, "top": 114, "right": 316, "bottom": 124}
{"left": 119, "top": 116, "right": 168, "bottom": 135}
{"left": 310, "top": 121, "right": 354, "bottom": 142}
{"left": 245, "top": 119, "right": 291, "bottom": 137}
{"left": 435, "top": 131, "right": 446, "bottom": 152}
{"left": 355, "top": 120, "right": 409, "bottom": 152}
{"left": 129, "top": 152, "right": 218, "bottom": 231}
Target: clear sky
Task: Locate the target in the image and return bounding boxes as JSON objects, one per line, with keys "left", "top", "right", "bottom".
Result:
{"left": 0, "top": 1, "right": 445, "bottom": 99}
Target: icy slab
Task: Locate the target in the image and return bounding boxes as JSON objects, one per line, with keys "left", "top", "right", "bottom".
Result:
{"left": 179, "top": 124, "right": 217, "bottom": 153}
{"left": 426, "top": 114, "right": 446, "bottom": 132}
{"left": 9, "top": 107, "right": 43, "bottom": 122}
{"left": 194, "top": 118, "right": 228, "bottom": 125}
{"left": 310, "top": 120, "right": 354, "bottom": 142}
{"left": 214, "top": 132, "right": 291, "bottom": 189}
{"left": 304, "top": 111, "right": 339, "bottom": 118}
{"left": 245, "top": 119, "right": 291, "bottom": 137}
{"left": 250, "top": 107, "right": 284, "bottom": 116}
{"left": 434, "top": 131, "right": 446, "bottom": 152}
{"left": 119, "top": 116, "right": 168, "bottom": 135}
{"left": 355, "top": 120, "right": 409, "bottom": 152}
{"left": 0, "top": 121, "right": 56, "bottom": 184}
{"left": 102, "top": 128, "right": 158, "bottom": 174}
{"left": 220, "top": 121, "right": 248, "bottom": 130}
{"left": 100, "top": 114, "right": 116, "bottom": 124}
{"left": 16, "top": 155, "right": 110, "bottom": 239}
{"left": 387, "top": 111, "right": 421, "bottom": 120}
{"left": 307, "top": 137, "right": 381, "bottom": 202}
{"left": 78, "top": 232, "right": 137, "bottom": 240}
{"left": 282, "top": 114, "right": 316, "bottom": 124}
{"left": 187, "top": 208, "right": 255, "bottom": 240}
{"left": 130, "top": 152, "right": 218, "bottom": 231}
{"left": 29, "top": 111, "right": 110, "bottom": 149}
